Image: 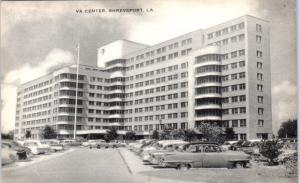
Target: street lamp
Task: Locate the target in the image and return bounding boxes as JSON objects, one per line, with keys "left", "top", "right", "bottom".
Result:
{"left": 159, "top": 120, "right": 162, "bottom": 131}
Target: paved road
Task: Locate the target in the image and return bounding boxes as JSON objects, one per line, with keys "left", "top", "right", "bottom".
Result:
{"left": 2, "top": 148, "right": 137, "bottom": 183}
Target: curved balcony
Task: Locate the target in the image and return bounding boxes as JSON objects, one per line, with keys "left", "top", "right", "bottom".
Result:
{"left": 108, "top": 106, "right": 123, "bottom": 110}
{"left": 108, "top": 114, "right": 123, "bottom": 118}
{"left": 57, "top": 130, "right": 72, "bottom": 135}
{"left": 107, "top": 98, "right": 125, "bottom": 102}
{"left": 105, "top": 63, "right": 125, "bottom": 70}
{"left": 107, "top": 81, "right": 124, "bottom": 86}
{"left": 108, "top": 122, "right": 124, "bottom": 126}
{"left": 194, "top": 104, "right": 222, "bottom": 110}
{"left": 109, "top": 89, "right": 124, "bottom": 94}
{"left": 194, "top": 61, "right": 220, "bottom": 68}
{"left": 195, "top": 93, "right": 221, "bottom": 99}
{"left": 195, "top": 72, "right": 221, "bottom": 78}
{"left": 195, "top": 116, "right": 222, "bottom": 121}
{"left": 195, "top": 82, "right": 221, "bottom": 88}
{"left": 110, "top": 71, "right": 125, "bottom": 78}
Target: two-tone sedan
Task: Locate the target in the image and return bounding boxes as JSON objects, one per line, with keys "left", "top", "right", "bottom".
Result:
{"left": 158, "top": 142, "right": 251, "bottom": 170}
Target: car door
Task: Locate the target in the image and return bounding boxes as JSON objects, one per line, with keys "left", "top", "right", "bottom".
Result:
{"left": 202, "top": 145, "right": 227, "bottom": 168}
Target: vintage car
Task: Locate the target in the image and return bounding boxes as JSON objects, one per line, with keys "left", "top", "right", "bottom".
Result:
{"left": 23, "top": 140, "right": 50, "bottom": 155}
{"left": 2, "top": 143, "right": 18, "bottom": 165}
{"left": 41, "top": 140, "right": 64, "bottom": 152}
{"left": 87, "top": 140, "right": 106, "bottom": 149}
{"left": 221, "top": 141, "right": 238, "bottom": 151}
{"left": 143, "top": 140, "right": 189, "bottom": 162}
{"left": 159, "top": 142, "right": 250, "bottom": 170}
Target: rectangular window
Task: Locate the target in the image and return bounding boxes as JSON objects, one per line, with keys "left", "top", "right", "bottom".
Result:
{"left": 240, "top": 107, "right": 246, "bottom": 113}
{"left": 257, "top": 84, "right": 263, "bottom": 92}
{"left": 239, "top": 49, "right": 245, "bottom": 56}
{"left": 239, "top": 61, "right": 245, "bottom": 67}
{"left": 257, "top": 62, "right": 263, "bottom": 69}
{"left": 240, "top": 119, "right": 247, "bottom": 127}
{"left": 256, "top": 35, "right": 262, "bottom": 43}
{"left": 222, "top": 28, "right": 229, "bottom": 34}
{"left": 239, "top": 72, "right": 245, "bottom": 78}
{"left": 238, "top": 34, "right": 245, "bottom": 41}
{"left": 258, "top": 120, "right": 264, "bottom": 127}
{"left": 231, "top": 96, "right": 238, "bottom": 102}
{"left": 232, "top": 120, "right": 238, "bottom": 127}
{"left": 239, "top": 95, "right": 246, "bottom": 101}
{"left": 258, "top": 96, "right": 264, "bottom": 103}
{"left": 231, "top": 36, "right": 237, "bottom": 43}
{"left": 231, "top": 51, "right": 237, "bottom": 58}
{"left": 232, "top": 108, "right": 238, "bottom": 114}
{"left": 231, "top": 63, "right": 237, "bottom": 69}
{"left": 257, "top": 73, "right": 263, "bottom": 80}
{"left": 231, "top": 74, "right": 238, "bottom": 80}
{"left": 222, "top": 39, "right": 228, "bottom": 45}
{"left": 208, "top": 33, "right": 213, "bottom": 39}
{"left": 258, "top": 108, "right": 264, "bottom": 115}
{"left": 231, "top": 85, "right": 238, "bottom": 91}
{"left": 256, "top": 24, "right": 262, "bottom": 32}
{"left": 222, "top": 65, "right": 229, "bottom": 71}
{"left": 257, "top": 50, "right": 262, "bottom": 58}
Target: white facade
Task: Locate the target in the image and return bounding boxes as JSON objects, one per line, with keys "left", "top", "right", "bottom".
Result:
{"left": 15, "top": 15, "right": 272, "bottom": 140}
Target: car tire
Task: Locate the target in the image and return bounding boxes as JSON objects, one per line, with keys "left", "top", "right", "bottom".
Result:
{"left": 177, "top": 164, "right": 190, "bottom": 171}
{"left": 235, "top": 162, "right": 245, "bottom": 169}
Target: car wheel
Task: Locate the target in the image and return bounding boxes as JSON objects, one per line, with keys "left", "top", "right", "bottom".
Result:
{"left": 235, "top": 162, "right": 245, "bottom": 169}
{"left": 177, "top": 164, "right": 190, "bottom": 171}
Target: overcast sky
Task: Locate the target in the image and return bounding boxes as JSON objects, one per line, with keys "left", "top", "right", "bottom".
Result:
{"left": 0, "top": 0, "right": 297, "bottom": 134}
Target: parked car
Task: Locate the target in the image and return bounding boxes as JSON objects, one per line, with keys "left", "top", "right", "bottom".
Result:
{"left": 41, "top": 140, "right": 64, "bottom": 152}
{"left": 2, "top": 143, "right": 18, "bottom": 165}
{"left": 159, "top": 142, "right": 250, "bottom": 170}
{"left": 221, "top": 141, "right": 238, "bottom": 151}
{"left": 87, "top": 140, "right": 106, "bottom": 149}
{"left": 60, "top": 139, "right": 82, "bottom": 146}
{"left": 3, "top": 140, "right": 31, "bottom": 161}
{"left": 23, "top": 140, "right": 50, "bottom": 155}
{"left": 142, "top": 140, "right": 189, "bottom": 162}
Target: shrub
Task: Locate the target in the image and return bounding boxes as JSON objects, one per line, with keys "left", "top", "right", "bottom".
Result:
{"left": 259, "top": 140, "right": 281, "bottom": 165}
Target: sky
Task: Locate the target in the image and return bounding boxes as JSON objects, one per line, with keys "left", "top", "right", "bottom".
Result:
{"left": 0, "top": 0, "right": 297, "bottom": 134}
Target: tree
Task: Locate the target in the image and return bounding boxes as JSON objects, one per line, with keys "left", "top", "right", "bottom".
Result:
{"left": 197, "top": 122, "right": 225, "bottom": 144}
{"left": 170, "top": 129, "right": 186, "bottom": 140}
{"left": 278, "top": 119, "right": 297, "bottom": 138}
{"left": 124, "top": 131, "right": 136, "bottom": 140}
{"left": 152, "top": 130, "right": 159, "bottom": 140}
{"left": 159, "top": 129, "right": 172, "bottom": 140}
{"left": 224, "top": 128, "right": 235, "bottom": 141}
{"left": 183, "top": 129, "right": 198, "bottom": 142}
{"left": 25, "top": 130, "right": 31, "bottom": 139}
{"left": 42, "top": 125, "right": 57, "bottom": 139}
{"left": 104, "top": 128, "right": 118, "bottom": 142}
{"left": 259, "top": 140, "right": 281, "bottom": 165}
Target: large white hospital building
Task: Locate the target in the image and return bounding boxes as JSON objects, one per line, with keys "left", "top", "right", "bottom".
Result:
{"left": 14, "top": 15, "right": 272, "bottom": 140}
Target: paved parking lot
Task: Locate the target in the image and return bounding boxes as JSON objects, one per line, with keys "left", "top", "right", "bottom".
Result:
{"left": 2, "top": 147, "right": 297, "bottom": 183}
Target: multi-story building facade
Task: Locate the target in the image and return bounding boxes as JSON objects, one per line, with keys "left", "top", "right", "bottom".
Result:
{"left": 14, "top": 15, "right": 272, "bottom": 140}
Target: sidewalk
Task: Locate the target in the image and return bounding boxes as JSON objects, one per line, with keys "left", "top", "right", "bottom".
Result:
{"left": 2, "top": 148, "right": 75, "bottom": 171}
{"left": 118, "top": 148, "right": 201, "bottom": 183}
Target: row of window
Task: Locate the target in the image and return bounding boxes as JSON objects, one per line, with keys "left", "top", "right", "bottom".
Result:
{"left": 22, "top": 110, "right": 51, "bottom": 119}
{"left": 207, "top": 22, "right": 245, "bottom": 39}
{"left": 23, "top": 79, "right": 53, "bottom": 94}
{"left": 127, "top": 38, "right": 192, "bottom": 63}
{"left": 23, "top": 95, "right": 52, "bottom": 106}
{"left": 208, "top": 34, "right": 245, "bottom": 47}
{"left": 222, "top": 119, "right": 247, "bottom": 127}
{"left": 127, "top": 50, "right": 191, "bottom": 71}
{"left": 23, "top": 87, "right": 52, "bottom": 99}
{"left": 22, "top": 102, "right": 52, "bottom": 113}
{"left": 223, "top": 107, "right": 247, "bottom": 115}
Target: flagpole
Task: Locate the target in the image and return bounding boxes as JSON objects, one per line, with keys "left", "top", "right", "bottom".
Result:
{"left": 73, "top": 44, "right": 80, "bottom": 140}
